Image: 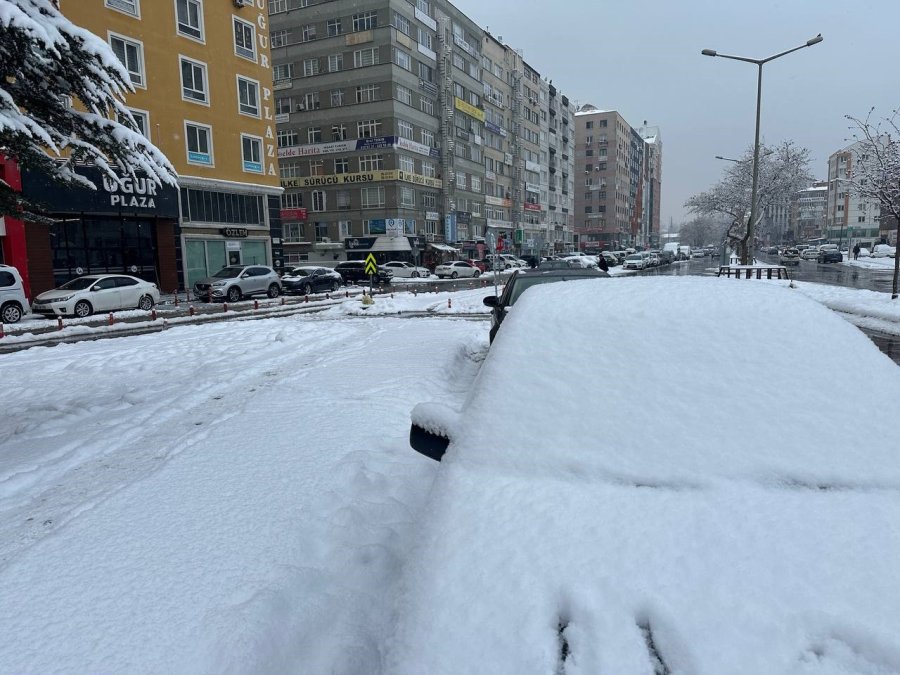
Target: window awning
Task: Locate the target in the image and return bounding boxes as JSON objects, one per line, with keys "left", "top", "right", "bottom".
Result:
{"left": 429, "top": 243, "right": 459, "bottom": 252}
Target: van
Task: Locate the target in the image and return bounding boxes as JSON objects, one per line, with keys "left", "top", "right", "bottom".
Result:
{"left": 0, "top": 264, "right": 30, "bottom": 323}
{"left": 677, "top": 245, "right": 692, "bottom": 261}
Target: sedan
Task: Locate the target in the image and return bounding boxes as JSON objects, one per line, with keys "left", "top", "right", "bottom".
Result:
{"left": 780, "top": 247, "right": 800, "bottom": 265}
{"left": 381, "top": 261, "right": 431, "bottom": 278}
{"left": 817, "top": 248, "right": 843, "bottom": 263}
{"left": 435, "top": 260, "right": 481, "bottom": 279}
{"left": 280, "top": 266, "right": 342, "bottom": 295}
{"left": 399, "top": 278, "right": 900, "bottom": 674}
{"left": 32, "top": 274, "right": 159, "bottom": 318}
{"left": 622, "top": 253, "right": 646, "bottom": 270}
{"left": 800, "top": 248, "right": 820, "bottom": 261}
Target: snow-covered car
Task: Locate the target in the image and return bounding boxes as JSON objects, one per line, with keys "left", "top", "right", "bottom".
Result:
{"left": 871, "top": 244, "right": 897, "bottom": 258}
{"left": 800, "top": 247, "right": 820, "bottom": 260}
{"left": 193, "top": 265, "right": 281, "bottom": 303}
{"left": 280, "top": 266, "right": 342, "bottom": 295}
{"left": 780, "top": 247, "right": 800, "bottom": 265}
{"left": 32, "top": 274, "right": 159, "bottom": 318}
{"left": 435, "top": 260, "right": 481, "bottom": 279}
{"left": 0, "top": 264, "right": 30, "bottom": 323}
{"left": 398, "top": 277, "right": 900, "bottom": 674}
{"left": 381, "top": 261, "right": 431, "bottom": 278}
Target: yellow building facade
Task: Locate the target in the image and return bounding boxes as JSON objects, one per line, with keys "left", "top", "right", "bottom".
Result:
{"left": 60, "top": 0, "right": 283, "bottom": 289}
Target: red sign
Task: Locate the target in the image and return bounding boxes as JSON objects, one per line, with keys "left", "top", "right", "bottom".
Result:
{"left": 280, "top": 208, "right": 307, "bottom": 222}
{"left": 523, "top": 202, "right": 541, "bottom": 212}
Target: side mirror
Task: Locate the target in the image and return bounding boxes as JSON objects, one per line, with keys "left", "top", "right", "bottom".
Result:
{"left": 409, "top": 424, "right": 450, "bottom": 461}
{"left": 241, "top": 273, "right": 250, "bottom": 278}
{"left": 483, "top": 295, "right": 499, "bottom": 307}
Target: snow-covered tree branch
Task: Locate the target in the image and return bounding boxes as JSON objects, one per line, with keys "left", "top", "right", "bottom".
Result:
{"left": 0, "top": 0, "right": 177, "bottom": 222}
{"left": 843, "top": 108, "right": 900, "bottom": 298}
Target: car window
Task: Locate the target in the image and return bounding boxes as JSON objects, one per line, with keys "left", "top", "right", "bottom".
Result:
{"left": 211, "top": 267, "right": 243, "bottom": 279}
{"left": 94, "top": 278, "right": 118, "bottom": 290}
{"left": 115, "top": 277, "right": 138, "bottom": 287}
{"left": 0, "top": 271, "right": 14, "bottom": 287}
{"left": 59, "top": 277, "right": 98, "bottom": 290}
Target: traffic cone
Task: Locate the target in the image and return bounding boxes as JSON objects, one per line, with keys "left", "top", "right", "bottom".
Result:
{"left": 254, "top": 299, "right": 259, "bottom": 310}
{"left": 223, "top": 303, "right": 228, "bottom": 313}
{"left": 189, "top": 305, "right": 195, "bottom": 317}
{"left": 448, "top": 297, "right": 452, "bottom": 309}
{"left": 108, "top": 313, "right": 114, "bottom": 326}
{"left": 151, "top": 309, "right": 157, "bottom": 321}
{"left": 57, "top": 317, "right": 63, "bottom": 330}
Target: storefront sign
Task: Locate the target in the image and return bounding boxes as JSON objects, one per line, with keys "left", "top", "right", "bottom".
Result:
{"left": 485, "top": 195, "right": 511, "bottom": 207}
{"left": 523, "top": 202, "right": 542, "bottom": 212}
{"left": 294, "top": 170, "right": 443, "bottom": 189}
{"left": 454, "top": 97, "right": 485, "bottom": 122}
{"left": 280, "top": 208, "right": 307, "bottom": 221}
{"left": 525, "top": 160, "right": 541, "bottom": 173}
{"left": 425, "top": 211, "right": 439, "bottom": 221}
{"left": 345, "top": 237, "right": 378, "bottom": 250}
{"left": 21, "top": 166, "right": 178, "bottom": 217}
{"left": 278, "top": 136, "right": 439, "bottom": 160}
{"left": 485, "top": 120, "right": 506, "bottom": 137}
{"left": 444, "top": 214, "right": 457, "bottom": 243}
{"left": 525, "top": 182, "right": 540, "bottom": 194}
{"left": 221, "top": 227, "right": 249, "bottom": 238}
{"left": 455, "top": 211, "right": 471, "bottom": 225}
{"left": 415, "top": 7, "right": 436, "bottom": 30}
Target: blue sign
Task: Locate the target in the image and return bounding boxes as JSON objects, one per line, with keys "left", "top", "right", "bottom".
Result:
{"left": 368, "top": 219, "right": 386, "bottom": 234}
{"left": 485, "top": 120, "right": 505, "bottom": 136}
{"left": 355, "top": 136, "right": 396, "bottom": 151}
{"left": 444, "top": 214, "right": 458, "bottom": 243}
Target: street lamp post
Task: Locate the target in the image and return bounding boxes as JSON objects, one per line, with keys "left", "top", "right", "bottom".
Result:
{"left": 702, "top": 34, "right": 823, "bottom": 265}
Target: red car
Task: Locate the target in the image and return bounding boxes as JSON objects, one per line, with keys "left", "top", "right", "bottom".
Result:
{"left": 466, "top": 259, "right": 488, "bottom": 273}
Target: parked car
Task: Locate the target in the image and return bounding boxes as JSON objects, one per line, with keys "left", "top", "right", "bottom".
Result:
{"left": 691, "top": 249, "right": 706, "bottom": 259}
{"left": 800, "top": 248, "right": 820, "bottom": 261}
{"left": 623, "top": 253, "right": 647, "bottom": 270}
{"left": 484, "top": 254, "right": 514, "bottom": 270}
{"left": 381, "top": 261, "right": 431, "bottom": 278}
{"left": 333, "top": 260, "right": 393, "bottom": 285}
{"left": 435, "top": 260, "right": 481, "bottom": 279}
{"left": 193, "top": 265, "right": 281, "bottom": 303}
{"left": 32, "top": 274, "right": 159, "bottom": 318}
{"left": 780, "top": 247, "right": 801, "bottom": 265}
{"left": 817, "top": 247, "right": 843, "bottom": 264}
{"left": 482, "top": 267, "right": 609, "bottom": 342}
{"left": 647, "top": 252, "right": 661, "bottom": 266}
{"left": 280, "top": 266, "right": 342, "bottom": 295}
{"left": 0, "top": 264, "right": 30, "bottom": 323}
{"left": 655, "top": 250, "right": 674, "bottom": 265}
{"left": 401, "top": 278, "right": 900, "bottom": 674}
{"left": 872, "top": 244, "right": 897, "bottom": 258}
{"left": 466, "top": 259, "right": 488, "bottom": 273}
{"left": 601, "top": 251, "right": 621, "bottom": 267}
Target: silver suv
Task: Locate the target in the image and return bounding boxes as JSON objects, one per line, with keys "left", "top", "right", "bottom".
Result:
{"left": 194, "top": 265, "right": 281, "bottom": 303}
{"left": 0, "top": 264, "right": 30, "bottom": 323}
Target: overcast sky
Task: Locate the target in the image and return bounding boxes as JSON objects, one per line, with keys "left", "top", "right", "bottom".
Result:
{"left": 450, "top": 0, "right": 897, "bottom": 231}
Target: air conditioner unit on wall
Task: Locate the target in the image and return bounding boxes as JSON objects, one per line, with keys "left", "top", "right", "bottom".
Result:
{"left": 233, "top": 0, "right": 253, "bottom": 7}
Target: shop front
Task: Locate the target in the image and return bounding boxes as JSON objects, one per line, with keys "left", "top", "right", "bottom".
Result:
{"left": 21, "top": 165, "right": 179, "bottom": 294}
{"left": 344, "top": 235, "right": 425, "bottom": 265}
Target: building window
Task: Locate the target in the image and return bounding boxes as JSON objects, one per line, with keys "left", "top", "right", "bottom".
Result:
{"left": 237, "top": 76, "right": 259, "bottom": 116}
{"left": 357, "top": 119, "right": 381, "bottom": 138}
{"left": 396, "top": 85, "right": 412, "bottom": 106}
{"left": 353, "top": 48, "right": 378, "bottom": 68}
{"left": 338, "top": 220, "right": 351, "bottom": 237}
{"left": 233, "top": 17, "right": 256, "bottom": 61}
{"left": 303, "top": 58, "right": 319, "bottom": 77}
{"left": 361, "top": 186, "right": 385, "bottom": 208}
{"left": 331, "top": 123, "right": 347, "bottom": 140}
{"left": 307, "top": 127, "right": 322, "bottom": 143}
{"left": 275, "top": 97, "right": 293, "bottom": 115}
{"left": 422, "top": 192, "right": 436, "bottom": 208}
{"left": 118, "top": 108, "right": 149, "bottom": 138}
{"left": 241, "top": 134, "right": 263, "bottom": 173}
{"left": 352, "top": 10, "right": 377, "bottom": 32}
{"left": 109, "top": 34, "right": 145, "bottom": 87}
{"left": 394, "top": 49, "right": 411, "bottom": 70}
{"left": 303, "top": 92, "right": 320, "bottom": 110}
{"left": 419, "top": 63, "right": 433, "bottom": 82}
{"left": 309, "top": 160, "right": 324, "bottom": 176}
{"left": 393, "top": 12, "right": 411, "bottom": 35}
{"left": 359, "top": 154, "right": 383, "bottom": 171}
{"left": 421, "top": 161, "right": 435, "bottom": 178}
{"left": 421, "top": 129, "right": 434, "bottom": 146}
{"left": 268, "top": 0, "right": 286, "bottom": 13}
{"left": 281, "top": 192, "right": 303, "bottom": 208}
{"left": 175, "top": 0, "right": 203, "bottom": 40}
{"left": 356, "top": 84, "right": 379, "bottom": 103}
{"left": 334, "top": 157, "right": 349, "bottom": 174}
{"left": 471, "top": 176, "right": 481, "bottom": 192}
{"left": 315, "top": 222, "right": 329, "bottom": 240}
{"left": 398, "top": 119, "right": 413, "bottom": 140}
{"left": 399, "top": 155, "right": 415, "bottom": 173}
{"left": 271, "top": 29, "right": 288, "bottom": 47}
{"left": 185, "top": 121, "right": 213, "bottom": 166}
{"left": 327, "top": 18, "right": 342, "bottom": 36}
{"left": 277, "top": 129, "right": 298, "bottom": 147}
{"left": 106, "top": 0, "right": 139, "bottom": 17}
{"left": 336, "top": 191, "right": 351, "bottom": 209}
{"left": 418, "top": 28, "right": 432, "bottom": 51}
{"left": 302, "top": 24, "right": 316, "bottom": 41}
{"left": 180, "top": 56, "right": 208, "bottom": 103}
{"left": 328, "top": 53, "right": 343, "bottom": 72}
{"left": 419, "top": 97, "right": 434, "bottom": 116}
{"left": 280, "top": 162, "right": 301, "bottom": 179}
{"left": 330, "top": 89, "right": 344, "bottom": 107}
{"left": 400, "top": 187, "right": 415, "bottom": 207}
{"left": 312, "top": 190, "right": 326, "bottom": 212}
{"left": 273, "top": 63, "right": 293, "bottom": 83}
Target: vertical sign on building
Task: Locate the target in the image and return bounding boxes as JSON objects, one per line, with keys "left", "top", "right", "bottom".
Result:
{"left": 444, "top": 213, "right": 457, "bottom": 243}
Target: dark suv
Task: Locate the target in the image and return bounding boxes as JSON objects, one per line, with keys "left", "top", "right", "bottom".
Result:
{"left": 334, "top": 260, "right": 393, "bottom": 285}
{"left": 482, "top": 267, "right": 609, "bottom": 342}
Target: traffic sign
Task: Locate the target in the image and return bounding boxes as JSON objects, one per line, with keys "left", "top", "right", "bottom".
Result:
{"left": 364, "top": 253, "right": 378, "bottom": 276}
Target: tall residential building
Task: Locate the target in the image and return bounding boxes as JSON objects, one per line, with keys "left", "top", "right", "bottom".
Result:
{"left": 574, "top": 105, "right": 661, "bottom": 251}
{"left": 14, "top": 0, "right": 282, "bottom": 294}
{"left": 825, "top": 142, "right": 881, "bottom": 244}
{"left": 789, "top": 182, "right": 827, "bottom": 242}
{"left": 269, "top": 0, "right": 575, "bottom": 265}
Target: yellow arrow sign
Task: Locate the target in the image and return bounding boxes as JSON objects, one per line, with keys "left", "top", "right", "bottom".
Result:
{"left": 364, "top": 253, "right": 378, "bottom": 276}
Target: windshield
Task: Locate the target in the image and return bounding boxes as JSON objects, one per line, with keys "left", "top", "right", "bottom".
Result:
{"left": 211, "top": 267, "right": 244, "bottom": 279}
{"left": 626, "top": 254, "right": 642, "bottom": 260}
{"left": 59, "top": 277, "right": 98, "bottom": 290}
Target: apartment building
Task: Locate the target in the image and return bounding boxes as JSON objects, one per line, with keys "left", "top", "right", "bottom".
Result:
{"left": 789, "top": 182, "right": 827, "bottom": 242}
{"left": 13, "top": 0, "right": 283, "bottom": 294}
{"left": 574, "top": 105, "right": 661, "bottom": 251}
{"left": 825, "top": 142, "right": 881, "bottom": 244}
{"left": 269, "top": 0, "right": 575, "bottom": 264}
{"left": 544, "top": 82, "right": 575, "bottom": 253}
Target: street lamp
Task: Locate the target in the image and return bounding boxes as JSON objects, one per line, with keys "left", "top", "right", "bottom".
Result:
{"left": 715, "top": 155, "right": 740, "bottom": 163}
{"left": 702, "top": 34, "right": 823, "bottom": 264}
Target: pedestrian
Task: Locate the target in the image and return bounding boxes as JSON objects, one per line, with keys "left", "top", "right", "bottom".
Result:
{"left": 597, "top": 254, "right": 609, "bottom": 272}
{"left": 853, "top": 243, "right": 860, "bottom": 261}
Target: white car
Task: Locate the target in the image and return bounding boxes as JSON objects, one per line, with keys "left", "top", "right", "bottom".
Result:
{"left": 399, "top": 278, "right": 900, "bottom": 674}
{"left": 623, "top": 253, "right": 646, "bottom": 270}
{"left": 871, "top": 244, "right": 897, "bottom": 258}
{"left": 32, "top": 274, "right": 159, "bottom": 318}
{"left": 381, "top": 261, "right": 431, "bottom": 278}
{"left": 0, "top": 264, "right": 30, "bottom": 323}
{"left": 434, "top": 260, "right": 481, "bottom": 279}
{"left": 800, "top": 247, "right": 820, "bottom": 261}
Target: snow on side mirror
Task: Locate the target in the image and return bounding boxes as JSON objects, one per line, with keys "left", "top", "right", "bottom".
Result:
{"left": 409, "top": 402, "right": 459, "bottom": 462}
{"left": 409, "top": 424, "right": 450, "bottom": 461}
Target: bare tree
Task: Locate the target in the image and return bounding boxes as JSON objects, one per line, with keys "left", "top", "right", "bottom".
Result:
{"left": 686, "top": 141, "right": 813, "bottom": 262}
{"left": 678, "top": 216, "right": 725, "bottom": 248}
{"left": 843, "top": 108, "right": 900, "bottom": 298}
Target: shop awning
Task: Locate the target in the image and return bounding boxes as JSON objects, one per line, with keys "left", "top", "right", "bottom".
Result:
{"left": 429, "top": 243, "right": 459, "bottom": 252}
{"left": 371, "top": 236, "right": 411, "bottom": 252}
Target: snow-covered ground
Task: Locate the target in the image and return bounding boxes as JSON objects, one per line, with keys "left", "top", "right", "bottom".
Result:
{"left": 1, "top": 279, "right": 899, "bottom": 674}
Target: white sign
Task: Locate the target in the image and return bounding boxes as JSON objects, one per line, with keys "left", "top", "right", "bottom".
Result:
{"left": 395, "top": 136, "right": 435, "bottom": 158}
{"left": 425, "top": 211, "right": 440, "bottom": 221}
{"left": 525, "top": 160, "right": 541, "bottom": 173}
{"left": 386, "top": 218, "right": 403, "bottom": 237}
{"left": 415, "top": 7, "right": 437, "bottom": 30}
{"left": 226, "top": 241, "right": 242, "bottom": 250}
{"left": 278, "top": 139, "right": 356, "bottom": 159}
